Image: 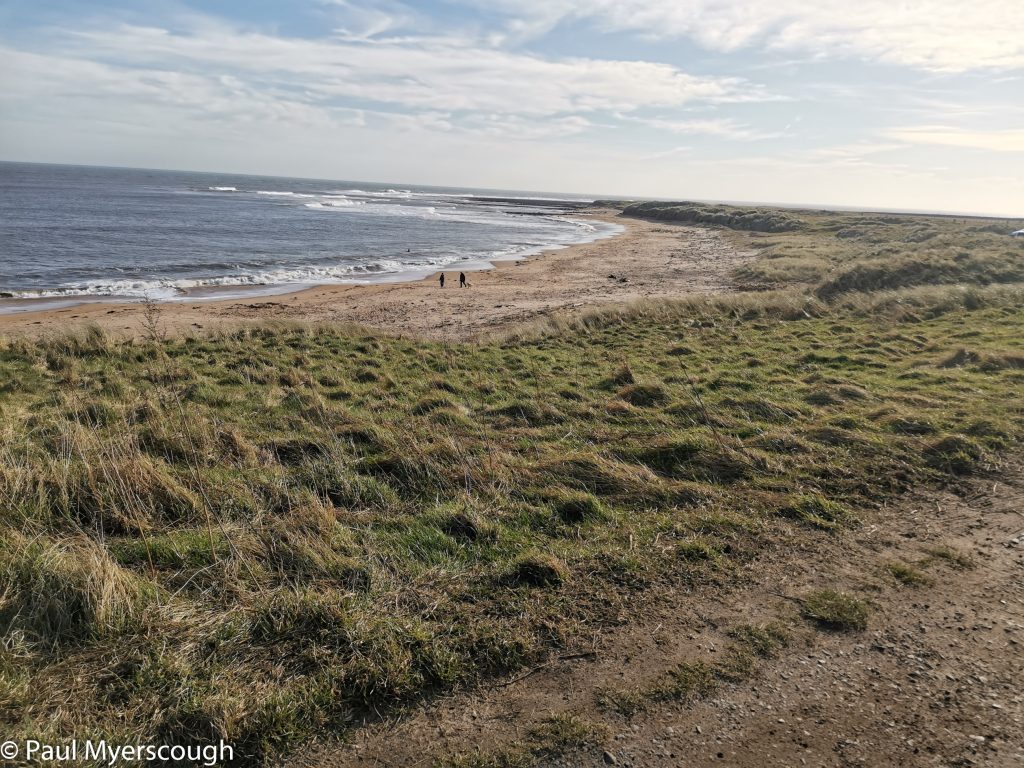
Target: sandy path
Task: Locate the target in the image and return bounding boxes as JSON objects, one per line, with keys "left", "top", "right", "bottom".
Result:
{"left": 284, "top": 459, "right": 1024, "bottom": 768}
{"left": 0, "top": 212, "right": 755, "bottom": 341}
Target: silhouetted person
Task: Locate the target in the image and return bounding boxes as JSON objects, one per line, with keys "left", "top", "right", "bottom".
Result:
{"left": 439, "top": 272, "right": 445, "bottom": 288}
{"left": 459, "top": 272, "right": 467, "bottom": 288}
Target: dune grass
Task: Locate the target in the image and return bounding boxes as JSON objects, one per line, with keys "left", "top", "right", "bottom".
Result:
{"left": 617, "top": 199, "right": 1024, "bottom": 299}
{"left": 0, "top": 276, "right": 1021, "bottom": 761}
{"left": 723, "top": 210, "right": 1024, "bottom": 296}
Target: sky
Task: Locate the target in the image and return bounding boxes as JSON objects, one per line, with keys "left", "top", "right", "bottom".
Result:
{"left": 1, "top": 0, "right": 1022, "bottom": 215}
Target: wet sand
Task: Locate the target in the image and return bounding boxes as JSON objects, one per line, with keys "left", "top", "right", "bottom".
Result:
{"left": 0, "top": 212, "right": 755, "bottom": 341}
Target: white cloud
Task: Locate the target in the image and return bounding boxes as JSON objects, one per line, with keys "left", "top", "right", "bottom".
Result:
{"left": 884, "top": 126, "right": 1024, "bottom": 152}
{"left": 2, "top": 18, "right": 777, "bottom": 146}
{"left": 461, "top": 114, "right": 592, "bottom": 140}
{"left": 57, "top": 23, "right": 770, "bottom": 119}
{"left": 0, "top": 46, "right": 343, "bottom": 130}
{"left": 316, "top": 0, "right": 423, "bottom": 41}
{"left": 622, "top": 115, "right": 782, "bottom": 140}
{"left": 807, "top": 142, "right": 906, "bottom": 160}
{"left": 470, "top": 1, "right": 1024, "bottom": 72}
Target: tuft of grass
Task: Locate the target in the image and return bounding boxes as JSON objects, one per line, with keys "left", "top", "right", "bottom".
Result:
{"left": 923, "top": 545, "right": 976, "bottom": 570}
{"left": 617, "top": 382, "right": 669, "bottom": 407}
{"left": 885, "top": 561, "right": 933, "bottom": 587}
{"left": 545, "top": 490, "right": 607, "bottom": 524}
{"left": 440, "top": 509, "right": 497, "bottom": 543}
{"left": 109, "top": 529, "right": 229, "bottom": 570}
{"left": 527, "top": 713, "right": 608, "bottom": 756}
{"left": 610, "top": 362, "right": 635, "bottom": 386}
{"left": 632, "top": 436, "right": 750, "bottom": 484}
{"left": 779, "top": 493, "right": 851, "bottom": 531}
{"left": 800, "top": 589, "right": 869, "bottom": 631}
{"left": 0, "top": 533, "right": 157, "bottom": 647}
{"left": 600, "top": 621, "right": 788, "bottom": 715}
{"left": 439, "top": 714, "right": 607, "bottom": 768}
{"left": 925, "top": 435, "right": 987, "bottom": 475}
{"left": 727, "top": 622, "right": 789, "bottom": 658}
{"left": 508, "top": 554, "right": 569, "bottom": 587}
{"left": 676, "top": 537, "right": 720, "bottom": 562}
{"left": 487, "top": 400, "right": 564, "bottom": 426}
{"left": 600, "top": 660, "right": 718, "bottom": 716}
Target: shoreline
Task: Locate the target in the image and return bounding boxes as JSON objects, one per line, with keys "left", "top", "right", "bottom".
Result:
{"left": 0, "top": 212, "right": 621, "bottom": 315}
{"left": 0, "top": 212, "right": 756, "bottom": 341}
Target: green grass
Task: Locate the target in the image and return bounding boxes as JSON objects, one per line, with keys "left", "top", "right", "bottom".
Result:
{"left": 800, "top": 590, "right": 871, "bottom": 631}
{"left": 0, "top": 278, "right": 1021, "bottom": 760}
{"left": 885, "top": 561, "right": 933, "bottom": 587}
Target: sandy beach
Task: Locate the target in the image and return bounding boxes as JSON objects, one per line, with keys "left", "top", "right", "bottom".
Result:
{"left": 0, "top": 212, "right": 755, "bottom": 340}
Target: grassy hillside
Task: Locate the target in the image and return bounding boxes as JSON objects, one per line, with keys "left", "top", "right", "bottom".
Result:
{"left": 2, "top": 281, "right": 1022, "bottom": 762}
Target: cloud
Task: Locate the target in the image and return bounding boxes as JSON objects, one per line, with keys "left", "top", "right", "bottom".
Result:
{"left": 884, "top": 126, "right": 1024, "bottom": 152}
{"left": 469, "top": 1, "right": 1024, "bottom": 72}
{"left": 622, "top": 115, "right": 783, "bottom": 140}
{"left": 0, "top": 46, "right": 343, "bottom": 131}
{"left": 807, "top": 142, "right": 906, "bottom": 160}
{"left": 461, "top": 114, "right": 592, "bottom": 140}
{"left": 316, "top": 0, "right": 423, "bottom": 41}
{"left": 55, "top": 22, "right": 770, "bottom": 120}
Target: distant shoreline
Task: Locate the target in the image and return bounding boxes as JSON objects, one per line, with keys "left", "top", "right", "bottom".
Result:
{"left": 0, "top": 212, "right": 756, "bottom": 340}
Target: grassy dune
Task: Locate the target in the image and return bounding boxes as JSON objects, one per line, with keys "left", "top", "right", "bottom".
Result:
{"left": 1, "top": 208, "right": 1023, "bottom": 763}
{"left": 623, "top": 201, "right": 1024, "bottom": 297}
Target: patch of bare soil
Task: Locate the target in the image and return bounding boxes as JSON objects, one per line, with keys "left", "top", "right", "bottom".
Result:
{"left": 285, "top": 457, "right": 1024, "bottom": 768}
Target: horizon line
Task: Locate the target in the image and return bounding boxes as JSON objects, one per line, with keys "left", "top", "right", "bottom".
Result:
{"left": 2, "top": 158, "right": 1021, "bottom": 222}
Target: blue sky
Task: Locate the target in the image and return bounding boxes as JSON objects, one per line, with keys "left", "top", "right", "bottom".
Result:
{"left": 1, "top": 0, "right": 1022, "bottom": 214}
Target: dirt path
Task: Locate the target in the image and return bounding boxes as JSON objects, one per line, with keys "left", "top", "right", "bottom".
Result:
{"left": 284, "top": 458, "right": 1024, "bottom": 767}
{"left": 0, "top": 214, "right": 755, "bottom": 341}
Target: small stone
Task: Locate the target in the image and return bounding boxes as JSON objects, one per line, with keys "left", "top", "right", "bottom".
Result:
{"left": 603, "top": 750, "right": 618, "bottom": 765}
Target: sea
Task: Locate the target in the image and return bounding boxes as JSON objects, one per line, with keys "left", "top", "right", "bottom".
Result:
{"left": 0, "top": 162, "right": 621, "bottom": 313}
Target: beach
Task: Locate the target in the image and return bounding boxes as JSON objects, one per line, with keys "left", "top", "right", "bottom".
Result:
{"left": 0, "top": 211, "right": 756, "bottom": 340}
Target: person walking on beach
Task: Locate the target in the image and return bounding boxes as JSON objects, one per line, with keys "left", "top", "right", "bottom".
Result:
{"left": 439, "top": 272, "right": 445, "bottom": 288}
{"left": 459, "top": 272, "right": 467, "bottom": 288}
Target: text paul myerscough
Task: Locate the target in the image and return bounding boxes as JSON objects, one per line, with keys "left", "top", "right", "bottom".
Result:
{"left": 0, "top": 739, "right": 233, "bottom": 766}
